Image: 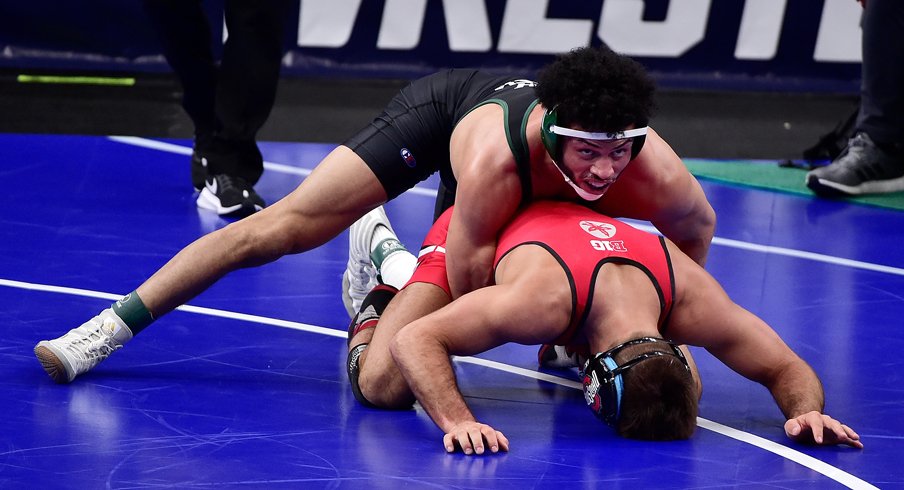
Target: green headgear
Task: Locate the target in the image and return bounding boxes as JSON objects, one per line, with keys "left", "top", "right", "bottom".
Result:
{"left": 540, "top": 106, "right": 649, "bottom": 162}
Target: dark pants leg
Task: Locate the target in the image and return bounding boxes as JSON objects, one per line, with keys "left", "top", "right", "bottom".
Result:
{"left": 857, "top": 0, "right": 904, "bottom": 153}
{"left": 143, "top": 0, "right": 288, "bottom": 184}
{"left": 143, "top": 0, "right": 218, "bottom": 139}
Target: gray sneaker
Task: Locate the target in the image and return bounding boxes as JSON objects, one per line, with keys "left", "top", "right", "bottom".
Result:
{"left": 806, "top": 132, "right": 904, "bottom": 197}
{"left": 34, "top": 309, "right": 133, "bottom": 384}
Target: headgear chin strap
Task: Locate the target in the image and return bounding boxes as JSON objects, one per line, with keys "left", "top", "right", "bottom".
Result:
{"left": 540, "top": 107, "right": 649, "bottom": 201}
{"left": 581, "top": 337, "right": 689, "bottom": 427}
{"left": 551, "top": 162, "right": 605, "bottom": 201}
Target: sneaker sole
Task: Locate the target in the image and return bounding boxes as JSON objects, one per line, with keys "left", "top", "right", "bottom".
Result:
{"left": 806, "top": 176, "right": 856, "bottom": 198}
{"left": 807, "top": 174, "right": 904, "bottom": 197}
{"left": 197, "top": 188, "right": 261, "bottom": 217}
{"left": 341, "top": 271, "right": 356, "bottom": 319}
{"left": 34, "top": 344, "right": 74, "bottom": 384}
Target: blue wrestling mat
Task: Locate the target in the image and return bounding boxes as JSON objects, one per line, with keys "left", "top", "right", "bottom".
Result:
{"left": 1, "top": 133, "right": 900, "bottom": 488}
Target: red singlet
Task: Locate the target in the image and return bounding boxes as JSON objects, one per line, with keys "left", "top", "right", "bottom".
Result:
{"left": 406, "top": 201, "right": 675, "bottom": 343}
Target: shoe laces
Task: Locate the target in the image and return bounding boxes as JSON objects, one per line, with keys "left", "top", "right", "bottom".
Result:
{"left": 215, "top": 174, "right": 250, "bottom": 194}
{"left": 348, "top": 236, "right": 378, "bottom": 287}
{"left": 347, "top": 261, "right": 377, "bottom": 292}
{"left": 835, "top": 133, "right": 873, "bottom": 167}
{"left": 61, "top": 318, "right": 121, "bottom": 370}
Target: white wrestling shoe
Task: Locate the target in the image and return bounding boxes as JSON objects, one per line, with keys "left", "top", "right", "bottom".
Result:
{"left": 34, "top": 308, "right": 133, "bottom": 384}
{"left": 342, "top": 206, "right": 395, "bottom": 318}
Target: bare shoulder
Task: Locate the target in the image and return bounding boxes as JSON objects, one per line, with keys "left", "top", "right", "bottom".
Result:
{"left": 596, "top": 128, "right": 703, "bottom": 221}
{"left": 625, "top": 128, "right": 689, "bottom": 190}
{"left": 593, "top": 130, "right": 682, "bottom": 216}
{"left": 450, "top": 104, "right": 516, "bottom": 176}
{"left": 450, "top": 105, "right": 527, "bottom": 209}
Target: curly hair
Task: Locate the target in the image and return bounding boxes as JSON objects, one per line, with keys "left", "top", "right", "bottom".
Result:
{"left": 536, "top": 45, "right": 657, "bottom": 133}
{"left": 616, "top": 354, "right": 698, "bottom": 441}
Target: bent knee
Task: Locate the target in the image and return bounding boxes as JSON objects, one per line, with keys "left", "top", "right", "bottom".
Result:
{"left": 357, "top": 347, "right": 415, "bottom": 409}
{"left": 358, "top": 369, "right": 415, "bottom": 409}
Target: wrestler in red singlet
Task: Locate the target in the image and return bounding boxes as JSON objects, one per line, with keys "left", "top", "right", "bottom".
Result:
{"left": 406, "top": 201, "right": 675, "bottom": 344}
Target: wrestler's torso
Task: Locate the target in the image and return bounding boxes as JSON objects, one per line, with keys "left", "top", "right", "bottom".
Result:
{"left": 494, "top": 201, "right": 675, "bottom": 342}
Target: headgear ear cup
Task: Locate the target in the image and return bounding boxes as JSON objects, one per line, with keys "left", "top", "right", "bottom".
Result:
{"left": 540, "top": 107, "right": 559, "bottom": 161}
{"left": 582, "top": 353, "right": 623, "bottom": 426}
{"left": 630, "top": 134, "right": 646, "bottom": 159}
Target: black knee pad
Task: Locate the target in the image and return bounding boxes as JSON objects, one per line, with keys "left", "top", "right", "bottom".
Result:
{"left": 361, "top": 284, "right": 399, "bottom": 315}
{"left": 347, "top": 343, "right": 378, "bottom": 408}
{"left": 346, "top": 284, "right": 399, "bottom": 345}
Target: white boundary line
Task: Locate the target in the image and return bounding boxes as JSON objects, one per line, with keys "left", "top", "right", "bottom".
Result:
{"left": 4, "top": 277, "right": 876, "bottom": 490}
{"left": 632, "top": 220, "right": 904, "bottom": 277}
{"left": 107, "top": 136, "right": 438, "bottom": 198}
{"left": 108, "top": 136, "right": 904, "bottom": 277}
{"left": 99, "top": 136, "right": 886, "bottom": 487}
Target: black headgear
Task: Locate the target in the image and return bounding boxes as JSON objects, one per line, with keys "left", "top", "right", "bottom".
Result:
{"left": 581, "top": 337, "right": 689, "bottom": 426}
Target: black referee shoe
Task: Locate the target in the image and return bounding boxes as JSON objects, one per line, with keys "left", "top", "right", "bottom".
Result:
{"left": 191, "top": 151, "right": 208, "bottom": 192}
{"left": 196, "top": 174, "right": 265, "bottom": 217}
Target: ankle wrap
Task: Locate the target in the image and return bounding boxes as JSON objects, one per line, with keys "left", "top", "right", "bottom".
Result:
{"left": 111, "top": 291, "right": 154, "bottom": 334}
{"left": 371, "top": 238, "right": 408, "bottom": 270}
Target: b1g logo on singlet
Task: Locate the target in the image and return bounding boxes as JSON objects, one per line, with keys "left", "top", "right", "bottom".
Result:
{"left": 494, "top": 79, "right": 536, "bottom": 91}
{"left": 579, "top": 220, "right": 627, "bottom": 252}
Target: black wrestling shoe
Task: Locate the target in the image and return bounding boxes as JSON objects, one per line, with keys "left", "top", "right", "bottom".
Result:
{"left": 196, "top": 173, "right": 265, "bottom": 217}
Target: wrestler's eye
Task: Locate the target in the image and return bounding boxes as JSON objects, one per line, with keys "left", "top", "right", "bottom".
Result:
{"left": 610, "top": 146, "right": 628, "bottom": 159}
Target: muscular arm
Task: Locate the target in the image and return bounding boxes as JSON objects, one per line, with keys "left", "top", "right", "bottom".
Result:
{"left": 698, "top": 303, "right": 826, "bottom": 419}
{"left": 390, "top": 256, "right": 569, "bottom": 453}
{"left": 445, "top": 169, "right": 521, "bottom": 299}
{"left": 389, "top": 286, "right": 514, "bottom": 454}
{"left": 446, "top": 111, "right": 524, "bottom": 299}
{"left": 649, "top": 176, "right": 715, "bottom": 267}
{"left": 600, "top": 129, "right": 716, "bottom": 266}
{"left": 669, "top": 251, "right": 862, "bottom": 447}
{"left": 695, "top": 303, "right": 860, "bottom": 447}
{"left": 642, "top": 131, "right": 715, "bottom": 266}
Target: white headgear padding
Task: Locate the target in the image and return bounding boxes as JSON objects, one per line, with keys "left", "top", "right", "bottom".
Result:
{"left": 547, "top": 126, "right": 649, "bottom": 141}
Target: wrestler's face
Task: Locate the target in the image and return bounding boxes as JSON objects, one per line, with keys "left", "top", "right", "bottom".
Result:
{"left": 558, "top": 136, "right": 634, "bottom": 197}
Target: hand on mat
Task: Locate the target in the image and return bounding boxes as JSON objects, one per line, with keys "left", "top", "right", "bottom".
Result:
{"left": 444, "top": 421, "right": 510, "bottom": 455}
{"left": 784, "top": 411, "right": 864, "bottom": 449}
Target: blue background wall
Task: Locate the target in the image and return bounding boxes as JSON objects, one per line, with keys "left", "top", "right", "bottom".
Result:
{"left": 0, "top": 0, "right": 862, "bottom": 92}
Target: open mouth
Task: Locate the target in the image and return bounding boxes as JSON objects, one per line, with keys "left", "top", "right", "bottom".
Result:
{"left": 584, "top": 179, "right": 614, "bottom": 194}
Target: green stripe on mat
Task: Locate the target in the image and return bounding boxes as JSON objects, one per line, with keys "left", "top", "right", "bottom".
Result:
{"left": 17, "top": 74, "right": 136, "bottom": 86}
{"left": 684, "top": 158, "right": 904, "bottom": 211}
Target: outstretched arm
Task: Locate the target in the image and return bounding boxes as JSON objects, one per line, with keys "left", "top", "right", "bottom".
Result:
{"left": 712, "top": 307, "right": 862, "bottom": 449}
{"left": 390, "top": 269, "right": 569, "bottom": 454}
{"left": 668, "top": 254, "right": 862, "bottom": 448}
{"left": 389, "top": 286, "right": 512, "bottom": 455}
